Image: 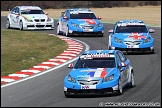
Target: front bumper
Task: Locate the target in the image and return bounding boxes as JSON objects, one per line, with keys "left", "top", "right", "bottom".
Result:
{"left": 23, "top": 22, "right": 54, "bottom": 30}
{"left": 64, "top": 78, "right": 119, "bottom": 96}
{"left": 111, "top": 42, "right": 154, "bottom": 53}
{"left": 68, "top": 26, "right": 104, "bottom": 36}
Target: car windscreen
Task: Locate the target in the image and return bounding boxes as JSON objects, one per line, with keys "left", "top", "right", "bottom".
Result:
{"left": 70, "top": 13, "right": 96, "bottom": 19}
{"left": 73, "top": 58, "right": 115, "bottom": 69}
{"left": 115, "top": 25, "right": 148, "bottom": 33}
{"left": 21, "top": 10, "right": 44, "bottom": 14}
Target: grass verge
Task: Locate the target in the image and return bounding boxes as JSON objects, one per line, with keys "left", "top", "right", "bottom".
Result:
{"left": 1, "top": 29, "right": 68, "bottom": 76}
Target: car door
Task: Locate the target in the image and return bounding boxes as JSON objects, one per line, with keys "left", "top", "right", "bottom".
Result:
{"left": 14, "top": 7, "right": 20, "bottom": 27}
{"left": 10, "top": 7, "right": 17, "bottom": 27}
{"left": 117, "top": 51, "right": 129, "bottom": 84}
{"left": 58, "top": 11, "right": 65, "bottom": 32}
{"left": 116, "top": 53, "right": 125, "bottom": 85}
{"left": 61, "top": 10, "right": 69, "bottom": 33}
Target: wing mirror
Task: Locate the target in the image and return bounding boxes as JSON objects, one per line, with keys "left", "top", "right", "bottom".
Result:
{"left": 45, "top": 12, "right": 48, "bottom": 15}
{"left": 68, "top": 63, "right": 73, "bottom": 68}
{"left": 108, "top": 29, "right": 113, "bottom": 33}
{"left": 15, "top": 13, "right": 20, "bottom": 15}
{"left": 97, "top": 16, "right": 101, "bottom": 20}
{"left": 149, "top": 29, "right": 154, "bottom": 33}
{"left": 63, "top": 16, "right": 68, "bottom": 20}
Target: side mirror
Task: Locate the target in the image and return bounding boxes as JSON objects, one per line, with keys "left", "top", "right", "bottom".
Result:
{"left": 15, "top": 13, "right": 20, "bottom": 15}
{"left": 97, "top": 16, "right": 101, "bottom": 20}
{"left": 63, "top": 16, "right": 68, "bottom": 20}
{"left": 149, "top": 29, "right": 154, "bottom": 33}
{"left": 45, "top": 12, "right": 48, "bottom": 15}
{"left": 68, "top": 63, "right": 73, "bottom": 68}
{"left": 108, "top": 29, "right": 113, "bottom": 33}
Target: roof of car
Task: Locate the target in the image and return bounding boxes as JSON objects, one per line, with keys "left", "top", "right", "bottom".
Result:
{"left": 82, "top": 50, "right": 118, "bottom": 55}
{"left": 17, "top": 6, "right": 42, "bottom": 10}
{"left": 116, "top": 20, "right": 145, "bottom": 24}
{"left": 67, "top": 8, "right": 93, "bottom": 13}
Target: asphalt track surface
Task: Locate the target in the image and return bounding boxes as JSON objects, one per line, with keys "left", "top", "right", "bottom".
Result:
{"left": 1, "top": 16, "right": 161, "bottom": 107}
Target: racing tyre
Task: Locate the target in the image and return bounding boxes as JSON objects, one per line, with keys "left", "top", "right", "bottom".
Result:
{"left": 150, "top": 49, "right": 154, "bottom": 54}
{"left": 6, "top": 19, "right": 11, "bottom": 29}
{"left": 57, "top": 24, "right": 62, "bottom": 35}
{"left": 117, "top": 78, "right": 123, "bottom": 95}
{"left": 19, "top": 21, "right": 23, "bottom": 30}
{"left": 128, "top": 72, "right": 135, "bottom": 88}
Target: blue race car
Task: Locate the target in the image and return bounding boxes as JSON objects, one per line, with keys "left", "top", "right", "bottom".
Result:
{"left": 108, "top": 20, "right": 154, "bottom": 54}
{"left": 57, "top": 8, "right": 104, "bottom": 37}
{"left": 64, "top": 50, "right": 134, "bottom": 97}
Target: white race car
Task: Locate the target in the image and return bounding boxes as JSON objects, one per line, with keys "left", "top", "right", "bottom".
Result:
{"left": 6, "top": 6, "right": 54, "bottom": 30}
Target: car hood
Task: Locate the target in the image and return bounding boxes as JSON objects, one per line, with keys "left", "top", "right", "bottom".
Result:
{"left": 113, "top": 32, "right": 150, "bottom": 41}
{"left": 21, "top": 14, "right": 48, "bottom": 20}
{"left": 70, "top": 68, "right": 115, "bottom": 79}
{"left": 69, "top": 19, "right": 100, "bottom": 26}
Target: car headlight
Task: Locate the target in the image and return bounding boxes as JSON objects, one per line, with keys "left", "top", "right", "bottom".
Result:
{"left": 96, "top": 23, "right": 102, "bottom": 27}
{"left": 144, "top": 37, "right": 151, "bottom": 43}
{"left": 103, "top": 74, "right": 114, "bottom": 82}
{"left": 47, "top": 17, "right": 52, "bottom": 22}
{"left": 114, "top": 37, "right": 122, "bottom": 43}
{"left": 71, "top": 22, "right": 79, "bottom": 28}
{"left": 68, "top": 75, "right": 76, "bottom": 83}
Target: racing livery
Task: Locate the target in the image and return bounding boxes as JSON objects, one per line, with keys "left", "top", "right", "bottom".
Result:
{"left": 64, "top": 50, "right": 134, "bottom": 97}
{"left": 57, "top": 8, "right": 104, "bottom": 37}
{"left": 6, "top": 6, "right": 54, "bottom": 30}
{"left": 108, "top": 20, "right": 154, "bottom": 53}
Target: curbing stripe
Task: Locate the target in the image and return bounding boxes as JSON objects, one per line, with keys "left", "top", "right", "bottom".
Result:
{"left": 33, "top": 66, "right": 51, "bottom": 69}
{"left": 8, "top": 74, "right": 30, "bottom": 78}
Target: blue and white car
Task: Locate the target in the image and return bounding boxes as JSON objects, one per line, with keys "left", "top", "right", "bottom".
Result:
{"left": 6, "top": 6, "right": 54, "bottom": 30}
{"left": 57, "top": 8, "right": 104, "bottom": 37}
{"left": 108, "top": 20, "right": 154, "bottom": 54}
{"left": 64, "top": 50, "right": 134, "bottom": 97}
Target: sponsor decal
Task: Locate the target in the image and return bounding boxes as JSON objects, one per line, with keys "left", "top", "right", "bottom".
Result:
{"left": 84, "top": 19, "right": 96, "bottom": 24}
{"left": 86, "top": 68, "right": 107, "bottom": 78}
{"left": 81, "top": 85, "right": 96, "bottom": 89}
{"left": 128, "top": 33, "right": 146, "bottom": 40}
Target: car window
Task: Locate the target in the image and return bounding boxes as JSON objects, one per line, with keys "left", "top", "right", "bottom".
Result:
{"left": 117, "top": 51, "right": 126, "bottom": 62}
{"left": 15, "top": 7, "right": 20, "bottom": 14}
{"left": 74, "top": 57, "right": 115, "bottom": 69}
{"left": 116, "top": 53, "right": 122, "bottom": 66}
{"left": 11, "top": 7, "right": 16, "bottom": 14}
{"left": 115, "top": 25, "right": 148, "bottom": 33}
{"left": 21, "top": 10, "right": 44, "bottom": 14}
{"left": 63, "top": 10, "right": 68, "bottom": 17}
{"left": 70, "top": 13, "right": 96, "bottom": 19}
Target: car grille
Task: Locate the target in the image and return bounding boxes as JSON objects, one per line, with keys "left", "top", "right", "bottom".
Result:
{"left": 78, "top": 80, "right": 100, "bottom": 85}
{"left": 36, "top": 25, "right": 45, "bottom": 27}
{"left": 124, "top": 41, "right": 141, "bottom": 45}
{"left": 34, "top": 19, "right": 45, "bottom": 22}
{"left": 81, "top": 26, "right": 94, "bottom": 29}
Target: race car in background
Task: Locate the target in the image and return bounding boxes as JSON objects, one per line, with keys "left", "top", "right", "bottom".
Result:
{"left": 64, "top": 50, "right": 134, "bottom": 97}
{"left": 6, "top": 6, "right": 54, "bottom": 30}
{"left": 108, "top": 20, "right": 154, "bottom": 54}
{"left": 57, "top": 8, "right": 104, "bottom": 37}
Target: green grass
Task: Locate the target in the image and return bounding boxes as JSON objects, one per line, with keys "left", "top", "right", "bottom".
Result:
{"left": 1, "top": 29, "right": 68, "bottom": 76}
